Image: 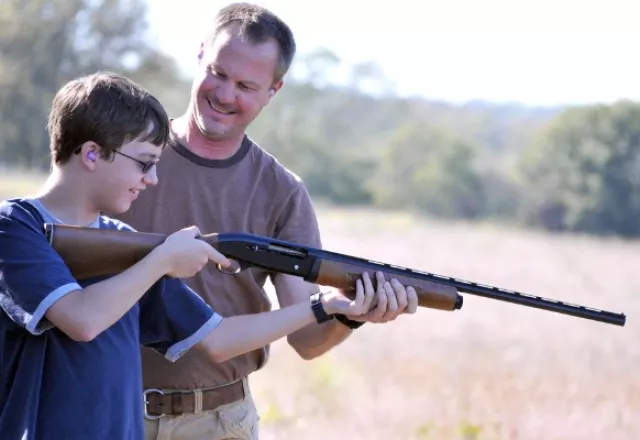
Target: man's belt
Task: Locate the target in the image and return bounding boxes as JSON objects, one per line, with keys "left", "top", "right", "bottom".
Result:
{"left": 143, "top": 380, "right": 245, "bottom": 420}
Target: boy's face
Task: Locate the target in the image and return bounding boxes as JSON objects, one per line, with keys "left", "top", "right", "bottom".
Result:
{"left": 90, "top": 138, "right": 162, "bottom": 215}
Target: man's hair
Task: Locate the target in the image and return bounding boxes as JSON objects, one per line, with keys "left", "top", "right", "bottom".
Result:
{"left": 207, "top": 2, "right": 296, "bottom": 83}
{"left": 48, "top": 71, "right": 170, "bottom": 165}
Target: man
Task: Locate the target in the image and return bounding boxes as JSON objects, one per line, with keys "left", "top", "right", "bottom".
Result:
{"left": 0, "top": 71, "right": 397, "bottom": 440}
{"left": 115, "top": 3, "right": 420, "bottom": 439}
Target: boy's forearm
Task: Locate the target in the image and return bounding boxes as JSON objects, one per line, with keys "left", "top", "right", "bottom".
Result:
{"left": 272, "top": 274, "right": 354, "bottom": 359}
{"left": 286, "top": 319, "right": 353, "bottom": 359}
{"left": 197, "top": 301, "right": 317, "bottom": 363}
{"left": 46, "top": 248, "right": 170, "bottom": 341}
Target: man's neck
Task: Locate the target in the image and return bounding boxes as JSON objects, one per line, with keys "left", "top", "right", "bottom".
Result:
{"left": 35, "top": 168, "right": 99, "bottom": 226}
{"left": 172, "top": 116, "right": 245, "bottom": 160}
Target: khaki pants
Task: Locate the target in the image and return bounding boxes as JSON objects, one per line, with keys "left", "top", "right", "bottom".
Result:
{"left": 143, "top": 378, "right": 260, "bottom": 440}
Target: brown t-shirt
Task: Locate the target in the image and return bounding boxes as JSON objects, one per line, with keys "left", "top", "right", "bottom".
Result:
{"left": 115, "top": 132, "right": 322, "bottom": 390}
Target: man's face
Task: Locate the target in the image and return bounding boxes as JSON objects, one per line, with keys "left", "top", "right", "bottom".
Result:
{"left": 190, "top": 27, "right": 283, "bottom": 141}
{"left": 92, "top": 138, "right": 161, "bottom": 215}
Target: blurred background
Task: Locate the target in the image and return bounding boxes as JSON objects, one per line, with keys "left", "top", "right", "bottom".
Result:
{"left": 0, "top": 1, "right": 638, "bottom": 439}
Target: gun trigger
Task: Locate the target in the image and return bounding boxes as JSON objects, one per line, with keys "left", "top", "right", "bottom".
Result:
{"left": 216, "top": 259, "right": 244, "bottom": 275}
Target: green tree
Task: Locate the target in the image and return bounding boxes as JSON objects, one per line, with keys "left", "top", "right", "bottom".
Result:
{"left": 0, "top": 0, "right": 188, "bottom": 169}
{"left": 371, "top": 124, "right": 486, "bottom": 219}
{"left": 519, "top": 100, "right": 640, "bottom": 237}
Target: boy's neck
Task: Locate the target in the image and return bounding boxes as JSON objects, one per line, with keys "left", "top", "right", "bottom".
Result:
{"left": 35, "top": 167, "right": 100, "bottom": 226}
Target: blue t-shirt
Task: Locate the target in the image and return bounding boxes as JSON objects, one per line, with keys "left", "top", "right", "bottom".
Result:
{"left": 0, "top": 198, "right": 223, "bottom": 440}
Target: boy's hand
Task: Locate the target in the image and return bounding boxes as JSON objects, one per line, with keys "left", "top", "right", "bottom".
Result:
{"left": 157, "top": 226, "right": 231, "bottom": 278}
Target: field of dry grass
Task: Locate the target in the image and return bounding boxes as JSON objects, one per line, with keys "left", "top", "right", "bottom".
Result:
{"left": 250, "top": 208, "right": 639, "bottom": 440}
{"left": 2, "top": 171, "right": 638, "bottom": 439}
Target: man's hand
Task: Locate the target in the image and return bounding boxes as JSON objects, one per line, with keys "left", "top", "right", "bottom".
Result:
{"left": 346, "top": 271, "right": 418, "bottom": 323}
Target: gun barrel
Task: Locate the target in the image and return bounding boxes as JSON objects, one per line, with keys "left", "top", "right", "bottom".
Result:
{"left": 425, "top": 275, "right": 626, "bottom": 327}
{"left": 215, "top": 233, "right": 626, "bottom": 326}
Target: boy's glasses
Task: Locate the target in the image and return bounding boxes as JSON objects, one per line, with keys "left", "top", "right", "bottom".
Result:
{"left": 114, "top": 150, "right": 157, "bottom": 174}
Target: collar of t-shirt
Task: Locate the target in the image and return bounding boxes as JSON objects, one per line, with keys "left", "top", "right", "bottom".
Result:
{"left": 25, "top": 198, "right": 101, "bottom": 229}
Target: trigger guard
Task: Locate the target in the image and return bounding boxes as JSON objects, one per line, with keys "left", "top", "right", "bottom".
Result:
{"left": 216, "top": 259, "right": 244, "bottom": 274}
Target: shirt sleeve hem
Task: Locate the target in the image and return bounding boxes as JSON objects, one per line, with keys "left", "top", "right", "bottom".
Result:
{"left": 164, "top": 313, "right": 223, "bottom": 362}
{"left": 26, "top": 282, "right": 82, "bottom": 335}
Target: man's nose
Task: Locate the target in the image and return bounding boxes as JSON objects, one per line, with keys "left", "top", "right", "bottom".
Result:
{"left": 215, "top": 82, "right": 235, "bottom": 105}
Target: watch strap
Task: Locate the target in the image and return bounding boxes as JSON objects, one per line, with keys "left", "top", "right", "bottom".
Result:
{"left": 310, "top": 292, "right": 333, "bottom": 324}
{"left": 335, "top": 314, "right": 365, "bottom": 329}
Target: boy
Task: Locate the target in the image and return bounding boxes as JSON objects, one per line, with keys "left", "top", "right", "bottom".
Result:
{"left": 0, "top": 71, "right": 397, "bottom": 439}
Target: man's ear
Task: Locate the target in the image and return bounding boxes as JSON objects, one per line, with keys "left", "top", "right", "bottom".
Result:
{"left": 268, "top": 80, "right": 284, "bottom": 101}
{"left": 198, "top": 42, "right": 204, "bottom": 62}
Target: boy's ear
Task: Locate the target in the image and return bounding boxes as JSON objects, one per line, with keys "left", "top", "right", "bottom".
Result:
{"left": 78, "top": 141, "right": 100, "bottom": 171}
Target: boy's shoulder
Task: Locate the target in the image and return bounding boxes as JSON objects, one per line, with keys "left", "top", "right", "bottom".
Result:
{"left": 0, "top": 197, "right": 45, "bottom": 225}
{"left": 98, "top": 214, "right": 137, "bottom": 232}
{"left": 1, "top": 196, "right": 33, "bottom": 212}
{"left": 0, "top": 197, "right": 140, "bottom": 234}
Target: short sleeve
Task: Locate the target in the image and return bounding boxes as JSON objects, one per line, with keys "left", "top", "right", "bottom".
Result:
{"left": 273, "top": 183, "right": 322, "bottom": 248}
{"left": 0, "top": 202, "right": 81, "bottom": 335}
{"left": 139, "top": 277, "right": 222, "bottom": 362}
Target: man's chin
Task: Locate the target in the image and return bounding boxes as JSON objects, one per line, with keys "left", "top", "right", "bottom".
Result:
{"left": 196, "top": 117, "right": 233, "bottom": 139}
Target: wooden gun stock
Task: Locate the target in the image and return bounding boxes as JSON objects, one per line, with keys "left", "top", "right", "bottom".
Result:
{"left": 43, "top": 223, "right": 461, "bottom": 312}
{"left": 44, "top": 224, "right": 170, "bottom": 280}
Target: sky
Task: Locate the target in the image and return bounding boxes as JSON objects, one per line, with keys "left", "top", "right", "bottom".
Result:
{"left": 145, "top": 0, "right": 640, "bottom": 106}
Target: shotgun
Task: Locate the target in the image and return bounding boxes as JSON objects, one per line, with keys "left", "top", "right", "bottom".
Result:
{"left": 42, "top": 223, "right": 626, "bottom": 327}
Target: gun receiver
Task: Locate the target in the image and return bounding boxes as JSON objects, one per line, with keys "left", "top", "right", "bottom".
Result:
{"left": 43, "top": 223, "right": 626, "bottom": 327}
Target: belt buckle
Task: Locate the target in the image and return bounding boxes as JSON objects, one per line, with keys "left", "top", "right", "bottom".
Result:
{"left": 143, "top": 388, "right": 165, "bottom": 420}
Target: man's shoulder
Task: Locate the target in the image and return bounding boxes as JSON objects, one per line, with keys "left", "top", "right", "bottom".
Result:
{"left": 249, "top": 138, "right": 306, "bottom": 190}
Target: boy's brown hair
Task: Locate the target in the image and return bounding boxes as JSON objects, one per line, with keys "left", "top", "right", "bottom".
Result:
{"left": 48, "top": 71, "right": 170, "bottom": 165}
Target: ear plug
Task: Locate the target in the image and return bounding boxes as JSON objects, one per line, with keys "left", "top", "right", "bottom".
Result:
{"left": 87, "top": 151, "right": 97, "bottom": 161}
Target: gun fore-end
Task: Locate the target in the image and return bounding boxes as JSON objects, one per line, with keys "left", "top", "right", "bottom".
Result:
{"left": 44, "top": 223, "right": 168, "bottom": 280}
{"left": 307, "top": 259, "right": 462, "bottom": 311}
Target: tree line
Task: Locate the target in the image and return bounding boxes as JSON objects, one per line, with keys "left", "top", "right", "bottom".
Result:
{"left": 1, "top": 0, "right": 639, "bottom": 238}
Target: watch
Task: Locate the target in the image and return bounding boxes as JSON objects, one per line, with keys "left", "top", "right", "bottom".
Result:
{"left": 310, "top": 292, "right": 334, "bottom": 324}
{"left": 335, "top": 314, "right": 365, "bottom": 329}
